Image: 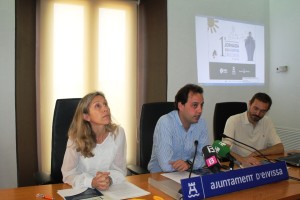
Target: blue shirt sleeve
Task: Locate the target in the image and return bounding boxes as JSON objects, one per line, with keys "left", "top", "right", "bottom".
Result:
{"left": 153, "top": 115, "right": 176, "bottom": 172}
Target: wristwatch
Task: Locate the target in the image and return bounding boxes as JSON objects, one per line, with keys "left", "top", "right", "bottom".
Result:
{"left": 108, "top": 176, "right": 113, "bottom": 186}
{"left": 186, "top": 160, "right": 193, "bottom": 169}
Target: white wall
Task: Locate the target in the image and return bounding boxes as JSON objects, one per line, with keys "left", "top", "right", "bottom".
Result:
{"left": 269, "top": 0, "right": 300, "bottom": 129}
{"left": 167, "top": 0, "right": 269, "bottom": 143}
{"left": 0, "top": 0, "right": 18, "bottom": 188}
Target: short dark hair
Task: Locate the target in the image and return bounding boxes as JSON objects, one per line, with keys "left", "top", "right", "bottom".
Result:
{"left": 174, "top": 84, "right": 204, "bottom": 110}
{"left": 250, "top": 92, "right": 272, "bottom": 110}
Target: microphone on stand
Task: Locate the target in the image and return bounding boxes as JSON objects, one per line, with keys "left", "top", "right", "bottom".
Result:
{"left": 212, "top": 140, "right": 243, "bottom": 169}
{"left": 221, "top": 134, "right": 272, "bottom": 162}
{"left": 188, "top": 140, "right": 198, "bottom": 178}
{"left": 222, "top": 134, "right": 300, "bottom": 182}
{"left": 178, "top": 140, "right": 199, "bottom": 195}
{"left": 202, "top": 145, "right": 221, "bottom": 173}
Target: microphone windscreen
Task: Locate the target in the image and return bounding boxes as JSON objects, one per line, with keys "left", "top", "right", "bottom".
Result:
{"left": 194, "top": 140, "right": 198, "bottom": 146}
{"left": 202, "top": 145, "right": 216, "bottom": 159}
{"left": 212, "top": 140, "right": 231, "bottom": 158}
{"left": 202, "top": 145, "right": 221, "bottom": 173}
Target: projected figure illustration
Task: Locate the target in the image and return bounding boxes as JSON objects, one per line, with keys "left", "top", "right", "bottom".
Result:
{"left": 245, "top": 31, "right": 255, "bottom": 61}
{"left": 212, "top": 50, "right": 217, "bottom": 59}
{"left": 207, "top": 18, "right": 219, "bottom": 33}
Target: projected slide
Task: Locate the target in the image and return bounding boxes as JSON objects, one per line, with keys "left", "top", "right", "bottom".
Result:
{"left": 195, "top": 16, "right": 265, "bottom": 85}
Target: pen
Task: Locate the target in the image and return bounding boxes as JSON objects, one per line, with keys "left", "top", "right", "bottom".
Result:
{"left": 36, "top": 193, "right": 55, "bottom": 200}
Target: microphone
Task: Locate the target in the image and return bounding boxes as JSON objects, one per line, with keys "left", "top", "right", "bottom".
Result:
{"left": 212, "top": 140, "right": 235, "bottom": 161}
{"left": 222, "top": 134, "right": 300, "bottom": 182}
{"left": 212, "top": 140, "right": 243, "bottom": 169}
{"left": 178, "top": 140, "right": 198, "bottom": 195}
{"left": 188, "top": 140, "right": 198, "bottom": 178}
{"left": 202, "top": 145, "right": 221, "bottom": 173}
{"left": 221, "top": 134, "right": 271, "bottom": 162}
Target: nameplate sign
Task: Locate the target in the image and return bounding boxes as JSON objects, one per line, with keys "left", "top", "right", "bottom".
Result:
{"left": 180, "top": 161, "right": 288, "bottom": 200}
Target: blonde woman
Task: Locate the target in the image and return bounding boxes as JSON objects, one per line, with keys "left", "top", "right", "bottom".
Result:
{"left": 61, "top": 91, "right": 127, "bottom": 190}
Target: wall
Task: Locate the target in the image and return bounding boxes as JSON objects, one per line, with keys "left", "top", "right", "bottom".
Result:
{"left": 0, "top": 1, "right": 18, "bottom": 188}
{"left": 269, "top": 0, "right": 300, "bottom": 130}
{"left": 167, "top": 0, "right": 269, "bottom": 143}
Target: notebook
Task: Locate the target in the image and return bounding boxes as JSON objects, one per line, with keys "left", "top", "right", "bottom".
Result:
{"left": 276, "top": 153, "right": 300, "bottom": 167}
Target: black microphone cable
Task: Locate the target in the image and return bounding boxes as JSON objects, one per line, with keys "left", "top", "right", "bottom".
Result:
{"left": 222, "top": 134, "right": 272, "bottom": 162}
{"left": 189, "top": 140, "right": 198, "bottom": 178}
{"left": 222, "top": 133, "right": 300, "bottom": 182}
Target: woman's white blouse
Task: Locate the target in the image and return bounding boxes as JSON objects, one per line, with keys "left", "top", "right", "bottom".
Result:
{"left": 61, "top": 126, "right": 127, "bottom": 189}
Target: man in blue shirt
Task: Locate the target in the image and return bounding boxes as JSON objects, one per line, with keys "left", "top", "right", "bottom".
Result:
{"left": 148, "top": 84, "right": 209, "bottom": 173}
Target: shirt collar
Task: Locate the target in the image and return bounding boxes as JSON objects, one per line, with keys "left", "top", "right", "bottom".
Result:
{"left": 174, "top": 110, "right": 197, "bottom": 132}
{"left": 174, "top": 110, "right": 183, "bottom": 126}
{"left": 242, "top": 111, "right": 251, "bottom": 125}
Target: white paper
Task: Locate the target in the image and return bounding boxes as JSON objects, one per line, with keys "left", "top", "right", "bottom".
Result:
{"left": 161, "top": 171, "right": 198, "bottom": 183}
{"left": 101, "top": 181, "right": 150, "bottom": 199}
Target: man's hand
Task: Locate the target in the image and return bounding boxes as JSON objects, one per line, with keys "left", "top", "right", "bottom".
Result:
{"left": 169, "top": 160, "right": 190, "bottom": 172}
{"left": 230, "top": 150, "right": 261, "bottom": 167}
{"left": 248, "top": 151, "right": 260, "bottom": 157}
{"left": 240, "top": 156, "right": 261, "bottom": 167}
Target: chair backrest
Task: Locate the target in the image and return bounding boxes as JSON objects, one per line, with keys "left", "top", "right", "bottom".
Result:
{"left": 50, "top": 98, "right": 81, "bottom": 183}
{"left": 139, "top": 102, "right": 175, "bottom": 170}
{"left": 213, "top": 102, "right": 247, "bottom": 141}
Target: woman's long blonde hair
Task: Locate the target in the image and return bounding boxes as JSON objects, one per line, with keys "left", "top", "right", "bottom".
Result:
{"left": 68, "top": 91, "right": 118, "bottom": 158}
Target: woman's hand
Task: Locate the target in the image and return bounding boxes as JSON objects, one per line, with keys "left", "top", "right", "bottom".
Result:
{"left": 92, "top": 172, "right": 112, "bottom": 190}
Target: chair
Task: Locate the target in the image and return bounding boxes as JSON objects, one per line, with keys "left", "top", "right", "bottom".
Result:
{"left": 127, "top": 102, "right": 175, "bottom": 175}
{"left": 213, "top": 102, "right": 247, "bottom": 141}
{"left": 35, "top": 98, "right": 81, "bottom": 184}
